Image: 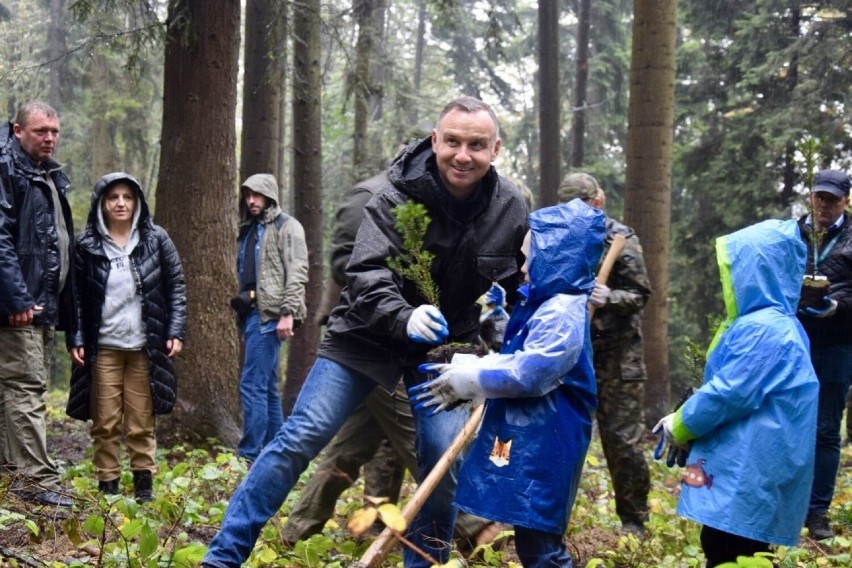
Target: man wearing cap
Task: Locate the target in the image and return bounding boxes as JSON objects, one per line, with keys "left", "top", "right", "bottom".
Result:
{"left": 797, "top": 169, "right": 852, "bottom": 540}
{"left": 559, "top": 173, "right": 653, "bottom": 535}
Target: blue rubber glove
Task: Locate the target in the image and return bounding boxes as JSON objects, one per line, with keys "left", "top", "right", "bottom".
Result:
{"left": 798, "top": 297, "right": 838, "bottom": 318}
{"left": 485, "top": 282, "right": 506, "bottom": 307}
{"left": 406, "top": 305, "right": 449, "bottom": 345}
{"left": 410, "top": 358, "right": 484, "bottom": 414}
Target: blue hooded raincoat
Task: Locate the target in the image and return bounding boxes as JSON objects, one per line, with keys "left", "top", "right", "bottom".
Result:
{"left": 671, "top": 219, "right": 818, "bottom": 546}
{"left": 454, "top": 199, "right": 605, "bottom": 535}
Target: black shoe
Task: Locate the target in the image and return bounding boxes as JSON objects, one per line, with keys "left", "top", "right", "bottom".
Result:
{"left": 132, "top": 470, "right": 154, "bottom": 502}
{"left": 33, "top": 490, "right": 73, "bottom": 507}
{"left": 98, "top": 479, "right": 120, "bottom": 495}
{"left": 805, "top": 514, "right": 834, "bottom": 540}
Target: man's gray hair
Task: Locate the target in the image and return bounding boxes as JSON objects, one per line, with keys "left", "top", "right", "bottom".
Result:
{"left": 15, "top": 101, "right": 59, "bottom": 127}
{"left": 436, "top": 96, "right": 500, "bottom": 138}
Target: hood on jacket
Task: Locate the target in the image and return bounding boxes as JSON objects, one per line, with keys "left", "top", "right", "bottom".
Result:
{"left": 526, "top": 198, "right": 605, "bottom": 303}
{"left": 87, "top": 172, "right": 149, "bottom": 231}
{"left": 239, "top": 173, "right": 280, "bottom": 223}
{"left": 709, "top": 219, "right": 806, "bottom": 352}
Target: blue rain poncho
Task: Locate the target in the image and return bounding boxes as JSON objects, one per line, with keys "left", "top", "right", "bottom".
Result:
{"left": 454, "top": 199, "right": 605, "bottom": 535}
{"left": 670, "top": 219, "right": 818, "bottom": 546}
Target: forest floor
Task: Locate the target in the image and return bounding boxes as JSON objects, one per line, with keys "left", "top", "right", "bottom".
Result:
{"left": 0, "top": 392, "right": 850, "bottom": 567}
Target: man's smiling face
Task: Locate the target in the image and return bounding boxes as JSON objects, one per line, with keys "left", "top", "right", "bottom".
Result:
{"left": 431, "top": 109, "right": 501, "bottom": 200}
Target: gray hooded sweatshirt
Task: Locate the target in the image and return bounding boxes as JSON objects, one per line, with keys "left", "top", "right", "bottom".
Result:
{"left": 96, "top": 197, "right": 146, "bottom": 350}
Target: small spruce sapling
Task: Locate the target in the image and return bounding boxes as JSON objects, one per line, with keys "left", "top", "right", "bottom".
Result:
{"left": 797, "top": 137, "right": 830, "bottom": 309}
{"left": 387, "top": 201, "right": 486, "bottom": 362}
{"left": 387, "top": 201, "right": 440, "bottom": 306}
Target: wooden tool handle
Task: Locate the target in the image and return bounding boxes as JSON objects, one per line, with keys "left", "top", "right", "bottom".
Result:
{"left": 354, "top": 404, "right": 486, "bottom": 568}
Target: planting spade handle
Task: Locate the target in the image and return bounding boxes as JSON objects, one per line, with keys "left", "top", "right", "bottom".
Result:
{"left": 353, "top": 404, "right": 486, "bottom": 568}
{"left": 589, "top": 234, "right": 627, "bottom": 319}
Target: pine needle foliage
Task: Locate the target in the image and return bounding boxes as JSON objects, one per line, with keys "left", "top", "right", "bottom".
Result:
{"left": 387, "top": 201, "right": 440, "bottom": 306}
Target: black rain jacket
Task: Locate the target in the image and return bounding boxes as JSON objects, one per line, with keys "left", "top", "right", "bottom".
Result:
{"left": 0, "top": 122, "right": 75, "bottom": 331}
{"left": 321, "top": 137, "right": 529, "bottom": 390}
{"left": 66, "top": 172, "right": 187, "bottom": 420}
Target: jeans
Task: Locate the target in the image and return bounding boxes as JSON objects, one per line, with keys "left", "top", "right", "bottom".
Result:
{"left": 402, "top": 370, "right": 469, "bottom": 567}
{"left": 203, "top": 357, "right": 469, "bottom": 568}
{"left": 515, "top": 526, "right": 574, "bottom": 568}
{"left": 808, "top": 344, "right": 852, "bottom": 516}
{"left": 237, "top": 311, "right": 283, "bottom": 462}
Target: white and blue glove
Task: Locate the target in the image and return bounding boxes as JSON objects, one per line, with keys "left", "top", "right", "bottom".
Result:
{"left": 799, "top": 296, "right": 838, "bottom": 318}
{"left": 589, "top": 282, "right": 611, "bottom": 307}
{"left": 410, "top": 354, "right": 485, "bottom": 414}
{"left": 652, "top": 413, "right": 691, "bottom": 468}
{"left": 406, "top": 304, "right": 449, "bottom": 345}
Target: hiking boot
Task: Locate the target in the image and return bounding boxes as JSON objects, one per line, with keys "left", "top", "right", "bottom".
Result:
{"left": 805, "top": 514, "right": 834, "bottom": 540}
{"left": 132, "top": 470, "right": 154, "bottom": 503}
{"left": 98, "top": 478, "right": 120, "bottom": 495}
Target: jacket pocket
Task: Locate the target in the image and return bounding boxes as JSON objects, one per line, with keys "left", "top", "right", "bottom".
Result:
{"left": 476, "top": 254, "right": 517, "bottom": 282}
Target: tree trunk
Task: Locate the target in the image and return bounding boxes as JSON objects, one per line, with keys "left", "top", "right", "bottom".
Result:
{"left": 570, "top": 0, "right": 591, "bottom": 168}
{"left": 154, "top": 0, "right": 242, "bottom": 445}
{"left": 91, "top": 50, "right": 119, "bottom": 180}
{"left": 623, "top": 0, "right": 677, "bottom": 426}
{"left": 408, "top": 0, "right": 426, "bottom": 127}
{"left": 537, "top": 0, "right": 560, "bottom": 206}
{"left": 47, "top": 0, "right": 66, "bottom": 109}
{"left": 283, "top": 0, "right": 323, "bottom": 416}
{"left": 240, "top": 0, "right": 285, "bottom": 184}
{"left": 352, "top": 0, "right": 387, "bottom": 180}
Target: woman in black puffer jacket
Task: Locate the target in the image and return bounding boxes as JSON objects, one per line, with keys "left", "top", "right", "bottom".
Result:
{"left": 67, "top": 172, "right": 186, "bottom": 502}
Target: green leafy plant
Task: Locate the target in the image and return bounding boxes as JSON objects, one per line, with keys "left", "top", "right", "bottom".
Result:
{"left": 386, "top": 201, "right": 440, "bottom": 306}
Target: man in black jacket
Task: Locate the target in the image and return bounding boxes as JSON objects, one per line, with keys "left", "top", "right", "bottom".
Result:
{"left": 0, "top": 101, "right": 74, "bottom": 507}
{"left": 798, "top": 169, "right": 852, "bottom": 540}
{"left": 203, "top": 96, "right": 528, "bottom": 568}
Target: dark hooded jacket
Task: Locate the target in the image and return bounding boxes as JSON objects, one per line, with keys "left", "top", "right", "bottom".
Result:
{"left": 797, "top": 212, "right": 852, "bottom": 347}
{"left": 321, "top": 137, "right": 529, "bottom": 390}
{"left": 0, "top": 121, "right": 75, "bottom": 331}
{"left": 66, "top": 172, "right": 187, "bottom": 420}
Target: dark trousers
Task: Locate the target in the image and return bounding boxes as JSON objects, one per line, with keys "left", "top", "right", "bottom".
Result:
{"left": 700, "top": 525, "right": 771, "bottom": 568}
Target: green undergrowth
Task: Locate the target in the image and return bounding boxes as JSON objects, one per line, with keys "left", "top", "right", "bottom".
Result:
{"left": 0, "top": 393, "right": 850, "bottom": 567}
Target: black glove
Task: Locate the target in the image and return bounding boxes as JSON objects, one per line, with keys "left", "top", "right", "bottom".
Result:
{"left": 230, "top": 290, "right": 255, "bottom": 318}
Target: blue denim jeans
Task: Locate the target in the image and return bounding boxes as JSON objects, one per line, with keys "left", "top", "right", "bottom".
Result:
{"left": 237, "top": 311, "right": 284, "bottom": 462}
{"left": 515, "top": 526, "right": 574, "bottom": 568}
{"left": 402, "top": 370, "right": 468, "bottom": 567}
{"left": 203, "top": 357, "right": 469, "bottom": 567}
{"left": 808, "top": 344, "right": 852, "bottom": 516}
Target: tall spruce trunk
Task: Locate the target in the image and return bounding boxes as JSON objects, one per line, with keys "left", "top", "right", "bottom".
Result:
{"left": 624, "top": 0, "right": 677, "bottom": 426}
{"left": 283, "top": 0, "right": 324, "bottom": 416}
{"left": 154, "top": 0, "right": 242, "bottom": 445}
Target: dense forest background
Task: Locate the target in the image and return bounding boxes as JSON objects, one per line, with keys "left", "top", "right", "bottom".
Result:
{"left": 1, "top": 0, "right": 850, "bottom": 443}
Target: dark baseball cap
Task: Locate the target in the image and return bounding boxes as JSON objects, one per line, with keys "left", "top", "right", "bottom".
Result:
{"left": 813, "top": 169, "right": 850, "bottom": 198}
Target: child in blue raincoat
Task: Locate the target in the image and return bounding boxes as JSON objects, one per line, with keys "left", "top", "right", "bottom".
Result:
{"left": 411, "top": 199, "right": 605, "bottom": 567}
{"left": 653, "top": 219, "right": 818, "bottom": 567}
